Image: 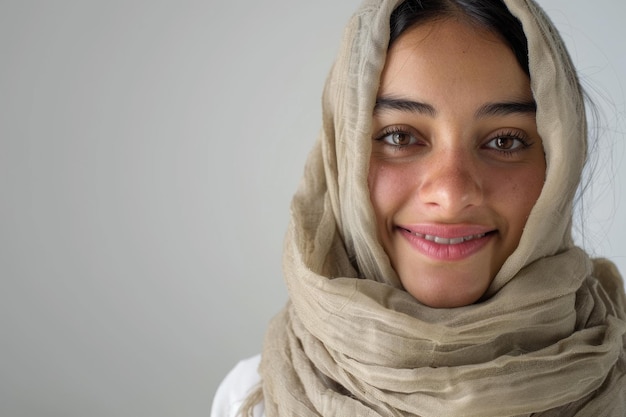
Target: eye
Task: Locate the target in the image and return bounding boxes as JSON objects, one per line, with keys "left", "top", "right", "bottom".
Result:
{"left": 489, "top": 136, "right": 522, "bottom": 150}
{"left": 377, "top": 128, "right": 419, "bottom": 147}
{"left": 484, "top": 132, "right": 530, "bottom": 153}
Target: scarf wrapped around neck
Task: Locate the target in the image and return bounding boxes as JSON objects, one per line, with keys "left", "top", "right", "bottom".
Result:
{"left": 253, "top": 0, "right": 626, "bottom": 415}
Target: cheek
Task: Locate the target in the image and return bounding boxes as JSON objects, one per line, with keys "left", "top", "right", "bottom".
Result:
{"left": 368, "top": 162, "right": 411, "bottom": 222}
{"left": 493, "top": 167, "right": 545, "bottom": 235}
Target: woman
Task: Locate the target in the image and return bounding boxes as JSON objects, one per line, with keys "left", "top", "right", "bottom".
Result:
{"left": 212, "top": 0, "right": 626, "bottom": 415}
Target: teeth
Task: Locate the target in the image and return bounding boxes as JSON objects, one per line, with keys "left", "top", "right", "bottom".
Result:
{"left": 412, "top": 232, "right": 486, "bottom": 245}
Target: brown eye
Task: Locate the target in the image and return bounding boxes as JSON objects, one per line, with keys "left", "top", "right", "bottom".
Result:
{"left": 379, "top": 130, "right": 418, "bottom": 147}
{"left": 392, "top": 132, "right": 412, "bottom": 145}
{"left": 484, "top": 133, "right": 529, "bottom": 153}
{"left": 494, "top": 137, "right": 516, "bottom": 150}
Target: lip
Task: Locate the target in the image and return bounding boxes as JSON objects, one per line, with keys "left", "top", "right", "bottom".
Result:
{"left": 397, "top": 223, "right": 496, "bottom": 261}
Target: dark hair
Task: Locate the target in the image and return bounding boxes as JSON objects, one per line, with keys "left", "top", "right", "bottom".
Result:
{"left": 389, "top": 0, "right": 529, "bottom": 76}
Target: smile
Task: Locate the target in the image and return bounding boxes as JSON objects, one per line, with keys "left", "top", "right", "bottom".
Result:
{"left": 398, "top": 226, "right": 495, "bottom": 261}
{"left": 409, "top": 231, "right": 487, "bottom": 245}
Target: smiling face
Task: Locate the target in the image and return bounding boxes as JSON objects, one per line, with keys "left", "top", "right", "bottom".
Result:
{"left": 368, "top": 18, "right": 546, "bottom": 308}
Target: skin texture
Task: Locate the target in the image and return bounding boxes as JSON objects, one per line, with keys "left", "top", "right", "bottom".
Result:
{"left": 368, "top": 18, "right": 546, "bottom": 308}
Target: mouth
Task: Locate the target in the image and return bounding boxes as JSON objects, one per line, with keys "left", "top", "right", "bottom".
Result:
{"left": 397, "top": 225, "right": 496, "bottom": 260}
{"left": 404, "top": 230, "right": 490, "bottom": 245}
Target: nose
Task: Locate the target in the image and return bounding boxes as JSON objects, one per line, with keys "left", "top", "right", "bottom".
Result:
{"left": 418, "top": 149, "right": 483, "bottom": 215}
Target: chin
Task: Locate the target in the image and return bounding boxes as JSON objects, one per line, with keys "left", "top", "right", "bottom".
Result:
{"left": 401, "top": 271, "right": 492, "bottom": 308}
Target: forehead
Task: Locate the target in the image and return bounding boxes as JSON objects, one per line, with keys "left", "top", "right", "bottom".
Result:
{"left": 379, "top": 19, "right": 532, "bottom": 105}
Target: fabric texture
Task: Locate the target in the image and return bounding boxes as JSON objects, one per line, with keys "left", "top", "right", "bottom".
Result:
{"left": 211, "top": 355, "right": 264, "bottom": 417}
{"left": 251, "top": 0, "right": 626, "bottom": 416}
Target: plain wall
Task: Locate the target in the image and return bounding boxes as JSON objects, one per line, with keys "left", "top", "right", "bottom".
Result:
{"left": 0, "top": 1, "right": 624, "bottom": 416}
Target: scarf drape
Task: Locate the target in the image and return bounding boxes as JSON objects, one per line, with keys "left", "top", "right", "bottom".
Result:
{"left": 255, "top": 0, "right": 626, "bottom": 415}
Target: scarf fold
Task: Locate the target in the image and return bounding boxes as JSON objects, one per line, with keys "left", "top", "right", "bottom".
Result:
{"left": 256, "top": 0, "right": 626, "bottom": 415}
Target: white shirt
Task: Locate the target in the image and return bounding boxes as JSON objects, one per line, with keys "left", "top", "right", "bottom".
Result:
{"left": 210, "top": 354, "right": 265, "bottom": 417}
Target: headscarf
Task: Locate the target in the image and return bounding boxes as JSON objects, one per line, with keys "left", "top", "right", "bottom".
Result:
{"left": 253, "top": 0, "right": 626, "bottom": 415}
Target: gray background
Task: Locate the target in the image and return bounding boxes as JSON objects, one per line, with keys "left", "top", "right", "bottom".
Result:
{"left": 0, "top": 1, "right": 624, "bottom": 416}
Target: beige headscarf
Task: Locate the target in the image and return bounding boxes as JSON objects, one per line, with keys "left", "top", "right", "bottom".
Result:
{"left": 253, "top": 0, "right": 626, "bottom": 416}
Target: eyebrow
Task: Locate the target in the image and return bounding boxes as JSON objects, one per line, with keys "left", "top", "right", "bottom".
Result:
{"left": 374, "top": 96, "right": 436, "bottom": 116}
{"left": 374, "top": 95, "right": 536, "bottom": 119}
{"left": 474, "top": 101, "right": 537, "bottom": 118}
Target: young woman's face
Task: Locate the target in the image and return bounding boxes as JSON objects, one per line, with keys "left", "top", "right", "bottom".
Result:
{"left": 368, "top": 19, "right": 546, "bottom": 308}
